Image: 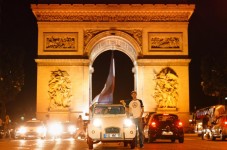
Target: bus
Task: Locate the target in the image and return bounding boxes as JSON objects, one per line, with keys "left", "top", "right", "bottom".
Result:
{"left": 194, "top": 105, "right": 226, "bottom": 136}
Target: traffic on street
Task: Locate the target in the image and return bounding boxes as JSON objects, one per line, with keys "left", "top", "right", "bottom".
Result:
{"left": 0, "top": 134, "right": 227, "bottom": 150}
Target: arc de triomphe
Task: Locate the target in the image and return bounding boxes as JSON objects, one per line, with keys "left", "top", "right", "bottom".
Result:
{"left": 31, "top": 4, "right": 195, "bottom": 125}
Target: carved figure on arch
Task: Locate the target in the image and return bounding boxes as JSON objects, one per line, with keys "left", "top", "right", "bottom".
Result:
{"left": 153, "top": 67, "right": 179, "bottom": 108}
{"left": 48, "top": 69, "right": 72, "bottom": 111}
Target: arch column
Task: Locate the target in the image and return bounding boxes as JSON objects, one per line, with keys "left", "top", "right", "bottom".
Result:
{"left": 89, "top": 65, "right": 94, "bottom": 104}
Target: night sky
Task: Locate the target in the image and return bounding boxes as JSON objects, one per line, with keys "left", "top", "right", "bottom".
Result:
{"left": 1, "top": 0, "right": 227, "bottom": 119}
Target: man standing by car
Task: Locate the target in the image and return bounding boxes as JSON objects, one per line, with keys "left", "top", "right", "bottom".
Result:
{"left": 129, "top": 91, "right": 144, "bottom": 148}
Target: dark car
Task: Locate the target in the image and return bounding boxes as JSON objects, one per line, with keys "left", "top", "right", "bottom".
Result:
{"left": 144, "top": 113, "right": 184, "bottom": 143}
{"left": 210, "top": 114, "right": 227, "bottom": 141}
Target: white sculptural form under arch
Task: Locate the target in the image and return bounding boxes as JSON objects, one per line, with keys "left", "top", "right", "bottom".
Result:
{"left": 85, "top": 31, "right": 141, "bottom": 103}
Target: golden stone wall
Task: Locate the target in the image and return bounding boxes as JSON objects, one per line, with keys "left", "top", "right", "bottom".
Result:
{"left": 32, "top": 4, "right": 195, "bottom": 124}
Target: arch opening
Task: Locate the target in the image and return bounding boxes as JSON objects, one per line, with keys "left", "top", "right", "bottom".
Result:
{"left": 87, "top": 34, "right": 140, "bottom": 103}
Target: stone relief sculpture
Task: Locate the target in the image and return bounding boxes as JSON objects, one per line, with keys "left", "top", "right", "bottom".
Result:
{"left": 84, "top": 29, "right": 142, "bottom": 49}
{"left": 151, "top": 37, "right": 180, "bottom": 49}
{"left": 84, "top": 29, "right": 102, "bottom": 46}
{"left": 124, "top": 29, "right": 142, "bottom": 47}
{"left": 148, "top": 32, "right": 182, "bottom": 51}
{"left": 48, "top": 69, "right": 72, "bottom": 110}
{"left": 153, "top": 67, "right": 179, "bottom": 108}
{"left": 44, "top": 32, "right": 77, "bottom": 50}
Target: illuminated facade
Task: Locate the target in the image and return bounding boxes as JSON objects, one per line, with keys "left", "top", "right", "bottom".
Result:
{"left": 31, "top": 4, "right": 195, "bottom": 124}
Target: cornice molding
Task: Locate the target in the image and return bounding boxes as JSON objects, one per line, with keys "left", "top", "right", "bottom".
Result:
{"left": 137, "top": 59, "right": 191, "bottom": 66}
{"left": 31, "top": 4, "right": 195, "bottom": 22}
{"left": 35, "top": 59, "right": 90, "bottom": 66}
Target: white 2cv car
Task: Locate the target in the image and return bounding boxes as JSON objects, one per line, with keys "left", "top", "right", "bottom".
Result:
{"left": 87, "top": 103, "right": 137, "bottom": 149}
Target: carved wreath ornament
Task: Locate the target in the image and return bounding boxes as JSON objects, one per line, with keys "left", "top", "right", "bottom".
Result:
{"left": 48, "top": 69, "right": 72, "bottom": 110}
{"left": 153, "top": 67, "right": 179, "bottom": 108}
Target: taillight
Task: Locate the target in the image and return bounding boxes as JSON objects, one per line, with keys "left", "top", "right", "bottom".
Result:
{"left": 178, "top": 122, "right": 183, "bottom": 127}
{"left": 151, "top": 121, "right": 156, "bottom": 128}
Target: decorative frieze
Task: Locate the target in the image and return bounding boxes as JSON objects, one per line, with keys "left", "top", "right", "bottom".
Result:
{"left": 148, "top": 32, "right": 182, "bottom": 52}
{"left": 32, "top": 4, "right": 195, "bottom": 22}
{"left": 84, "top": 29, "right": 142, "bottom": 49}
{"left": 43, "top": 32, "right": 78, "bottom": 52}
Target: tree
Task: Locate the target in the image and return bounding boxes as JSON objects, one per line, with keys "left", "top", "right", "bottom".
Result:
{"left": 200, "top": 51, "right": 227, "bottom": 103}
{"left": 0, "top": 46, "right": 25, "bottom": 116}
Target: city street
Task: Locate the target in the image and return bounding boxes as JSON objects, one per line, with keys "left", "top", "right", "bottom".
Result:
{"left": 0, "top": 135, "right": 227, "bottom": 150}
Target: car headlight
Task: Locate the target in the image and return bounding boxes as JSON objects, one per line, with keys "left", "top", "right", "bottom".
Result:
{"left": 18, "top": 126, "right": 27, "bottom": 134}
{"left": 37, "top": 126, "right": 46, "bottom": 134}
{"left": 93, "top": 118, "right": 102, "bottom": 127}
{"left": 124, "top": 119, "right": 133, "bottom": 127}
{"left": 48, "top": 122, "right": 63, "bottom": 135}
{"left": 68, "top": 125, "right": 76, "bottom": 134}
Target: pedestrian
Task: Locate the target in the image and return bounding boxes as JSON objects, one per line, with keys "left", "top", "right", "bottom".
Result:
{"left": 202, "top": 113, "right": 209, "bottom": 129}
{"left": 74, "top": 115, "right": 86, "bottom": 139}
{"left": 3, "top": 115, "right": 11, "bottom": 139}
{"left": 128, "top": 91, "right": 144, "bottom": 148}
{"left": 0, "top": 118, "right": 3, "bottom": 130}
{"left": 202, "top": 113, "right": 209, "bottom": 139}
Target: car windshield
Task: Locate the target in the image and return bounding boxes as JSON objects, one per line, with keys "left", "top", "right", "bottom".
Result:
{"left": 26, "top": 122, "right": 42, "bottom": 127}
{"left": 153, "top": 114, "right": 178, "bottom": 122}
{"left": 94, "top": 106, "right": 125, "bottom": 114}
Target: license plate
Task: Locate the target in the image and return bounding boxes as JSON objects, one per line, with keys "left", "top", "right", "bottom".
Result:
{"left": 162, "top": 131, "right": 173, "bottom": 135}
{"left": 104, "top": 133, "right": 120, "bottom": 138}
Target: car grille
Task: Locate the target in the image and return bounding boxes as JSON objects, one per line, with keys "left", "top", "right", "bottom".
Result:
{"left": 105, "top": 127, "right": 120, "bottom": 133}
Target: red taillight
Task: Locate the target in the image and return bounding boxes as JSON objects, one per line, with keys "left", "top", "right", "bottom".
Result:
{"left": 178, "top": 122, "right": 183, "bottom": 127}
{"left": 151, "top": 122, "right": 156, "bottom": 127}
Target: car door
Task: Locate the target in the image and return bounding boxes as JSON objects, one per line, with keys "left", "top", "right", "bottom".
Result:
{"left": 212, "top": 116, "right": 222, "bottom": 136}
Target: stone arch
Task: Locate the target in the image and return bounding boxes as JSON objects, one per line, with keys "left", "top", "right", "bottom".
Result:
{"left": 84, "top": 30, "right": 142, "bottom": 64}
{"left": 85, "top": 31, "right": 141, "bottom": 102}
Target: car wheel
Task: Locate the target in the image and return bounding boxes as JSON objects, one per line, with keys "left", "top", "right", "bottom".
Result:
{"left": 124, "top": 142, "right": 128, "bottom": 147}
{"left": 179, "top": 137, "right": 184, "bottom": 143}
{"left": 148, "top": 135, "right": 155, "bottom": 143}
{"left": 171, "top": 138, "right": 176, "bottom": 143}
{"left": 148, "top": 137, "right": 155, "bottom": 143}
{"left": 220, "top": 133, "right": 225, "bottom": 141}
{"left": 87, "top": 136, "right": 93, "bottom": 149}
{"left": 144, "top": 137, "right": 148, "bottom": 143}
{"left": 211, "top": 135, "right": 216, "bottom": 141}
{"left": 130, "top": 137, "right": 136, "bottom": 149}
{"left": 201, "top": 133, "right": 204, "bottom": 140}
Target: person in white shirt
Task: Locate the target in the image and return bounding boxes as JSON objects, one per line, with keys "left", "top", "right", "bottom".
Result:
{"left": 128, "top": 91, "right": 144, "bottom": 148}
